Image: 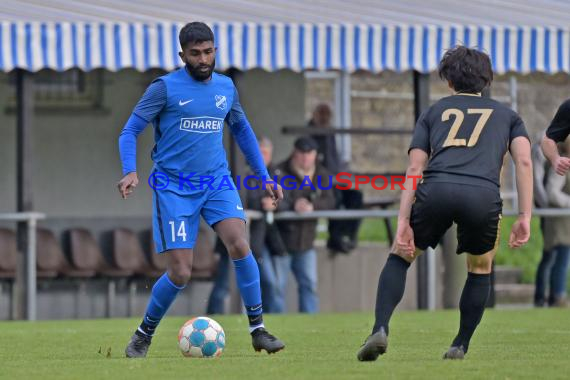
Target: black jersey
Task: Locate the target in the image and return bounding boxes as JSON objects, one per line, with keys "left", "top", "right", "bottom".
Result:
{"left": 545, "top": 99, "right": 570, "bottom": 143}
{"left": 409, "top": 94, "right": 529, "bottom": 190}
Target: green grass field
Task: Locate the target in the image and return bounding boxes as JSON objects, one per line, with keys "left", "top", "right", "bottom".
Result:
{"left": 1, "top": 309, "right": 569, "bottom": 379}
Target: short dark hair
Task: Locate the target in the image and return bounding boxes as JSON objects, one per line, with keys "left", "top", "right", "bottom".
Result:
{"left": 438, "top": 46, "right": 493, "bottom": 93}
{"left": 179, "top": 22, "right": 214, "bottom": 49}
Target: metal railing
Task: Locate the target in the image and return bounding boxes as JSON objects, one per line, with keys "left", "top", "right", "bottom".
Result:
{"left": 249, "top": 207, "right": 570, "bottom": 221}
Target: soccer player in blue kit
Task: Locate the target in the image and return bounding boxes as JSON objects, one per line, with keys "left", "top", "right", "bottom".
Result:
{"left": 118, "top": 22, "right": 285, "bottom": 358}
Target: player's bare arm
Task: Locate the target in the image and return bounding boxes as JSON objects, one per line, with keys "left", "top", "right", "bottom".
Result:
{"left": 395, "top": 148, "right": 428, "bottom": 258}
{"left": 541, "top": 134, "right": 570, "bottom": 175}
{"left": 509, "top": 136, "right": 533, "bottom": 248}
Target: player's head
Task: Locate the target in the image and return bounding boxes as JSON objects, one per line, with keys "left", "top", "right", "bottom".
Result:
{"left": 178, "top": 22, "right": 216, "bottom": 81}
{"left": 258, "top": 136, "right": 273, "bottom": 166}
{"left": 292, "top": 137, "right": 318, "bottom": 171}
{"left": 438, "top": 46, "right": 493, "bottom": 94}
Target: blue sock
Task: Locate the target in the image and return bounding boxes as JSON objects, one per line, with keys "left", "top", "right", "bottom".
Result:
{"left": 138, "top": 273, "right": 185, "bottom": 337}
{"left": 233, "top": 252, "right": 264, "bottom": 332}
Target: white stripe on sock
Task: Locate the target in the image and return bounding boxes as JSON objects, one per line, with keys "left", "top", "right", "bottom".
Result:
{"left": 137, "top": 327, "right": 153, "bottom": 337}
{"left": 248, "top": 323, "right": 265, "bottom": 333}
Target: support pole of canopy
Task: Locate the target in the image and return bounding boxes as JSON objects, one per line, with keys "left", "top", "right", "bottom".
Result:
{"left": 442, "top": 225, "right": 465, "bottom": 308}
{"left": 339, "top": 72, "right": 352, "bottom": 162}
{"left": 509, "top": 76, "right": 519, "bottom": 210}
{"left": 15, "top": 69, "right": 36, "bottom": 320}
{"left": 413, "top": 71, "right": 432, "bottom": 310}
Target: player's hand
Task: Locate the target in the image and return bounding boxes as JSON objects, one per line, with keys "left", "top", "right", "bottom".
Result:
{"left": 265, "top": 182, "right": 284, "bottom": 207}
{"left": 395, "top": 220, "right": 415, "bottom": 257}
{"left": 117, "top": 172, "right": 139, "bottom": 199}
{"left": 509, "top": 215, "right": 531, "bottom": 248}
{"left": 554, "top": 156, "right": 570, "bottom": 176}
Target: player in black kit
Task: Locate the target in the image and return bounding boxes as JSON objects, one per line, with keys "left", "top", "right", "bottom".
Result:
{"left": 357, "top": 46, "right": 533, "bottom": 361}
{"left": 542, "top": 99, "right": 570, "bottom": 174}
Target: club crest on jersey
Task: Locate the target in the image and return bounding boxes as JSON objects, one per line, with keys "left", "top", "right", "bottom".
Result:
{"left": 215, "top": 95, "right": 227, "bottom": 110}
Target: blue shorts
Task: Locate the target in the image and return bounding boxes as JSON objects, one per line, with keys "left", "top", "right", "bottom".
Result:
{"left": 151, "top": 172, "right": 245, "bottom": 253}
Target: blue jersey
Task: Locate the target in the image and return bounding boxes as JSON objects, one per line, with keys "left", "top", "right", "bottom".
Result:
{"left": 151, "top": 70, "right": 236, "bottom": 178}
{"left": 118, "top": 68, "right": 270, "bottom": 252}
{"left": 119, "top": 68, "right": 268, "bottom": 181}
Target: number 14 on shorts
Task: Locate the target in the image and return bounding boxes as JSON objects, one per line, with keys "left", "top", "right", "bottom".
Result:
{"left": 169, "top": 220, "right": 187, "bottom": 242}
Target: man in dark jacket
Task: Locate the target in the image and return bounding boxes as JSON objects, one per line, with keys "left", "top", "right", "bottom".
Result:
{"left": 273, "top": 136, "right": 336, "bottom": 313}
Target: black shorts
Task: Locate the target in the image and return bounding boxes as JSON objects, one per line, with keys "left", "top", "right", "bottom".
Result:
{"left": 410, "top": 182, "right": 502, "bottom": 255}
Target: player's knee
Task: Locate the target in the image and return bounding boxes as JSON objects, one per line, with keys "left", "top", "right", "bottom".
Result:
{"left": 467, "top": 255, "right": 493, "bottom": 273}
{"left": 394, "top": 252, "right": 414, "bottom": 264}
{"left": 224, "top": 237, "right": 250, "bottom": 258}
{"left": 167, "top": 264, "right": 192, "bottom": 285}
{"left": 391, "top": 250, "right": 419, "bottom": 264}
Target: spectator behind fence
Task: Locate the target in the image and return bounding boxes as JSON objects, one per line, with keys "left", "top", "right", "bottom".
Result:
{"left": 540, "top": 139, "right": 570, "bottom": 307}
{"left": 309, "top": 103, "right": 363, "bottom": 254}
{"left": 206, "top": 137, "right": 286, "bottom": 314}
{"left": 274, "top": 136, "right": 336, "bottom": 313}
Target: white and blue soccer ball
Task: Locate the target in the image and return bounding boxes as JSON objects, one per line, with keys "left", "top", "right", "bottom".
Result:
{"left": 178, "top": 316, "right": 225, "bottom": 358}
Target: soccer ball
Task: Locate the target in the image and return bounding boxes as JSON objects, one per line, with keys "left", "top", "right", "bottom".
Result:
{"left": 178, "top": 316, "right": 225, "bottom": 358}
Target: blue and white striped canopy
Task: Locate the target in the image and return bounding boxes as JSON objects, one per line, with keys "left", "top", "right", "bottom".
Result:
{"left": 1, "top": 21, "right": 569, "bottom": 74}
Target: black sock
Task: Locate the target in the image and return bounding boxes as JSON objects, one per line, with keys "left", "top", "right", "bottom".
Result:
{"left": 372, "top": 254, "right": 411, "bottom": 335}
{"left": 452, "top": 272, "right": 491, "bottom": 353}
{"left": 138, "top": 319, "right": 158, "bottom": 337}
{"left": 247, "top": 308, "right": 264, "bottom": 332}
